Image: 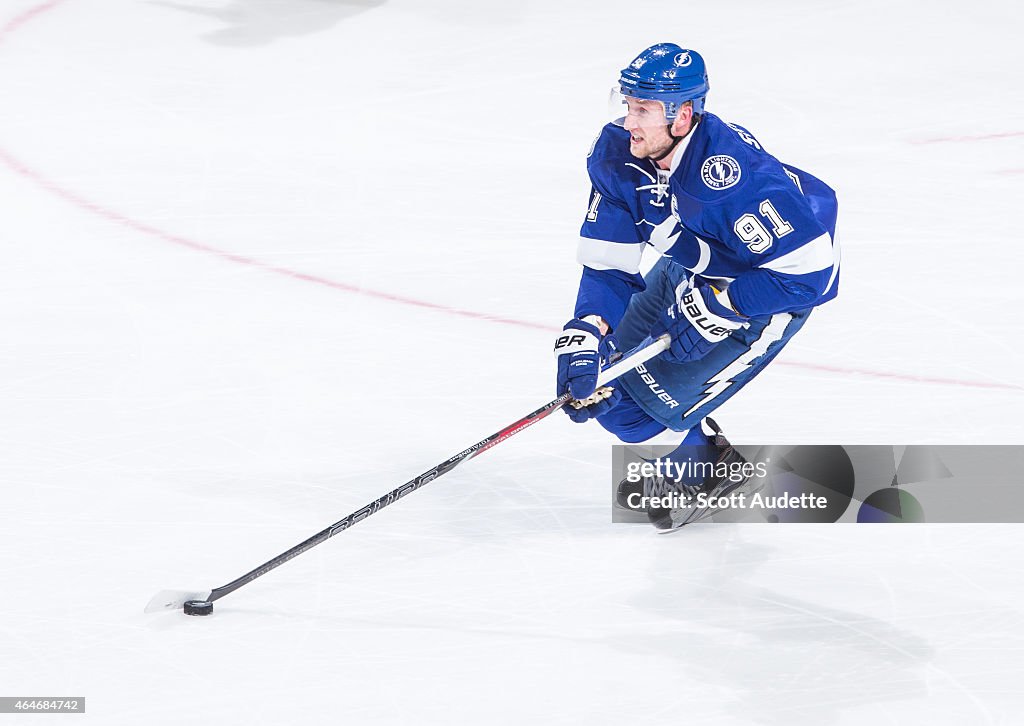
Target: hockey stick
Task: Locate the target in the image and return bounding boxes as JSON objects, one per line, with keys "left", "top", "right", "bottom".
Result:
{"left": 145, "top": 334, "right": 671, "bottom": 614}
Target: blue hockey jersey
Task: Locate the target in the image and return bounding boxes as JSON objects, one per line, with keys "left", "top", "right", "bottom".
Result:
{"left": 574, "top": 113, "right": 839, "bottom": 328}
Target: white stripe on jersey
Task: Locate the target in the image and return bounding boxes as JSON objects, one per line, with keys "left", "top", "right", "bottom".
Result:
{"left": 576, "top": 236, "right": 645, "bottom": 274}
{"left": 823, "top": 231, "right": 841, "bottom": 295}
{"left": 647, "top": 216, "right": 680, "bottom": 253}
{"left": 691, "top": 236, "right": 712, "bottom": 275}
{"left": 759, "top": 232, "right": 835, "bottom": 275}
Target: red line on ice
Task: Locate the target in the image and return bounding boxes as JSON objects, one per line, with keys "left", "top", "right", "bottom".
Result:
{"left": 911, "top": 131, "right": 1024, "bottom": 145}
{"left": 1, "top": 1, "right": 1020, "bottom": 393}
{"left": 0, "top": 0, "right": 64, "bottom": 42}
{"left": 0, "top": 148, "right": 552, "bottom": 333}
{"left": 772, "top": 360, "right": 1019, "bottom": 391}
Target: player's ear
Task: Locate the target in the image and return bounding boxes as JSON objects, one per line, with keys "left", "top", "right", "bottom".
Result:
{"left": 671, "top": 102, "right": 694, "bottom": 136}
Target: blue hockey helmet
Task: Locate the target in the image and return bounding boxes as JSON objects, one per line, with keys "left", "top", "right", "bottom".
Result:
{"left": 617, "top": 43, "right": 709, "bottom": 118}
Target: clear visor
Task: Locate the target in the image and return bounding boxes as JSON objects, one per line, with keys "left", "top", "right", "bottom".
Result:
{"left": 608, "top": 87, "right": 671, "bottom": 128}
{"left": 608, "top": 86, "right": 629, "bottom": 126}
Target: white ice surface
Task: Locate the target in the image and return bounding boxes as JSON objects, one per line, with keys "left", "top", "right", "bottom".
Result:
{"left": 1, "top": 0, "right": 1023, "bottom": 723}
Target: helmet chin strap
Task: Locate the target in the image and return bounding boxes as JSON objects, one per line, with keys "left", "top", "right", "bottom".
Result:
{"left": 650, "top": 125, "right": 683, "bottom": 163}
{"left": 651, "top": 114, "right": 698, "bottom": 163}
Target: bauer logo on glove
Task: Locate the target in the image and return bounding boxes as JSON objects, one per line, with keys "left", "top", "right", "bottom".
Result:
{"left": 554, "top": 316, "right": 622, "bottom": 422}
{"left": 653, "top": 281, "right": 749, "bottom": 364}
{"left": 555, "top": 333, "right": 590, "bottom": 350}
{"left": 679, "top": 288, "right": 743, "bottom": 342}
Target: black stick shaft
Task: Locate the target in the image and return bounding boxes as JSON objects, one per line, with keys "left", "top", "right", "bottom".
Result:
{"left": 205, "top": 334, "right": 668, "bottom": 605}
{"left": 208, "top": 393, "right": 572, "bottom": 603}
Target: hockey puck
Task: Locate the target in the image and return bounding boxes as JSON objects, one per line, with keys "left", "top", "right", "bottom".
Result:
{"left": 183, "top": 600, "right": 213, "bottom": 616}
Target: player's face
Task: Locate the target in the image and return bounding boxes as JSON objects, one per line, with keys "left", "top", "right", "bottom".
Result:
{"left": 622, "top": 97, "right": 674, "bottom": 160}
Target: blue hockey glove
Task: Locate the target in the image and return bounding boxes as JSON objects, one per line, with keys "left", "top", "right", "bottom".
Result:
{"left": 554, "top": 316, "right": 620, "bottom": 405}
{"left": 651, "top": 281, "right": 748, "bottom": 364}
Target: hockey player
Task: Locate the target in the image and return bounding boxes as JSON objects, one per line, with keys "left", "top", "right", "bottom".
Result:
{"left": 553, "top": 43, "right": 840, "bottom": 529}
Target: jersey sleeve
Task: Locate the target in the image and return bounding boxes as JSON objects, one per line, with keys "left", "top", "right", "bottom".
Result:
{"left": 571, "top": 128, "right": 648, "bottom": 329}
{"left": 573, "top": 265, "right": 645, "bottom": 330}
{"left": 709, "top": 181, "right": 838, "bottom": 318}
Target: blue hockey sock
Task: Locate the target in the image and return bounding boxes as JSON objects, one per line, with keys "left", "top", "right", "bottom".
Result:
{"left": 654, "top": 422, "right": 718, "bottom": 489}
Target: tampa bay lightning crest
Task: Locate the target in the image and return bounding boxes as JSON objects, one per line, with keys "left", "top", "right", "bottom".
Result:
{"left": 700, "top": 155, "right": 741, "bottom": 190}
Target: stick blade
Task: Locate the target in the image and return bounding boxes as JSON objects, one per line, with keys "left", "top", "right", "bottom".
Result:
{"left": 145, "top": 589, "right": 212, "bottom": 614}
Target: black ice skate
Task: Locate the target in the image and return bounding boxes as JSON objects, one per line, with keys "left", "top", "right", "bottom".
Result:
{"left": 615, "top": 465, "right": 702, "bottom": 514}
{"left": 642, "top": 419, "right": 762, "bottom": 531}
{"left": 615, "top": 417, "right": 728, "bottom": 519}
